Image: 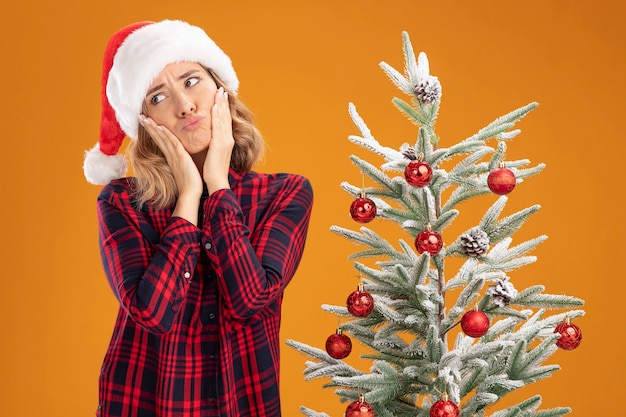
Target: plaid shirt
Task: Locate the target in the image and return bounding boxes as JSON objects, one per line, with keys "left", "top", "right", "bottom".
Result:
{"left": 96, "top": 169, "right": 313, "bottom": 417}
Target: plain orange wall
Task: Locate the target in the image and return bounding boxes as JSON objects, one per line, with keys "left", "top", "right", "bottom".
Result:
{"left": 1, "top": 1, "right": 624, "bottom": 416}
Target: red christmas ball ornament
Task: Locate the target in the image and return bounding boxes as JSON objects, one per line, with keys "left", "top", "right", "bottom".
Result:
{"left": 415, "top": 226, "right": 443, "bottom": 256}
{"left": 461, "top": 309, "right": 490, "bottom": 338}
{"left": 345, "top": 394, "right": 375, "bottom": 417}
{"left": 554, "top": 317, "right": 583, "bottom": 350}
{"left": 350, "top": 193, "right": 377, "bottom": 223}
{"left": 405, "top": 160, "right": 433, "bottom": 187}
{"left": 325, "top": 329, "right": 352, "bottom": 359}
{"left": 487, "top": 164, "right": 516, "bottom": 195}
{"left": 430, "top": 394, "right": 460, "bottom": 417}
{"left": 347, "top": 283, "right": 375, "bottom": 317}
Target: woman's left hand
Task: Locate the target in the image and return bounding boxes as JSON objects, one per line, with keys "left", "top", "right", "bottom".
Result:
{"left": 203, "top": 87, "right": 234, "bottom": 195}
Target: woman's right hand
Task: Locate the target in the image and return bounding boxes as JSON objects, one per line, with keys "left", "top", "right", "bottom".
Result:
{"left": 138, "top": 115, "right": 202, "bottom": 224}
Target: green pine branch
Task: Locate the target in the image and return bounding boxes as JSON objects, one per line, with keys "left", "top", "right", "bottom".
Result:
{"left": 299, "top": 406, "right": 331, "bottom": 417}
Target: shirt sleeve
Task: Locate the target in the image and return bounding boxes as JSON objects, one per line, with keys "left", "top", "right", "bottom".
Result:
{"left": 97, "top": 189, "right": 202, "bottom": 334}
{"left": 201, "top": 176, "right": 313, "bottom": 321}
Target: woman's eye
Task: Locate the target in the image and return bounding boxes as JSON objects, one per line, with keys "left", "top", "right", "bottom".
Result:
{"left": 150, "top": 94, "right": 165, "bottom": 105}
{"left": 186, "top": 77, "right": 200, "bottom": 88}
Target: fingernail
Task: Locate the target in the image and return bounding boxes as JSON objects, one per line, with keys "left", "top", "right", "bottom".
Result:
{"left": 137, "top": 115, "right": 144, "bottom": 125}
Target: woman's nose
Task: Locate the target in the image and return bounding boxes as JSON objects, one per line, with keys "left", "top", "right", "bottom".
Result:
{"left": 175, "top": 93, "right": 196, "bottom": 117}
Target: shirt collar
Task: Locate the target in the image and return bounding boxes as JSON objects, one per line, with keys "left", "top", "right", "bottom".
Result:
{"left": 228, "top": 168, "right": 244, "bottom": 187}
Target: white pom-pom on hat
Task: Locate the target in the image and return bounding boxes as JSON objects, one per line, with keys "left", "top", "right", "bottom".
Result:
{"left": 83, "top": 143, "right": 128, "bottom": 185}
{"left": 83, "top": 20, "right": 239, "bottom": 185}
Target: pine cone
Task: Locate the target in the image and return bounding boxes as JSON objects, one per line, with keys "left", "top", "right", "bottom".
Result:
{"left": 413, "top": 75, "right": 442, "bottom": 104}
{"left": 459, "top": 227, "right": 490, "bottom": 258}
{"left": 487, "top": 277, "right": 518, "bottom": 307}
{"left": 402, "top": 147, "right": 417, "bottom": 160}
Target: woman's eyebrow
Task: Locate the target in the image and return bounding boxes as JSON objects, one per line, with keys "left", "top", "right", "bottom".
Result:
{"left": 146, "top": 83, "right": 165, "bottom": 97}
{"left": 145, "top": 70, "right": 202, "bottom": 97}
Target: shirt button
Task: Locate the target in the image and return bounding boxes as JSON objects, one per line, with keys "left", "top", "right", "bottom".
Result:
{"left": 209, "top": 397, "right": 216, "bottom": 402}
{"left": 208, "top": 313, "right": 216, "bottom": 320}
{"left": 205, "top": 242, "right": 212, "bottom": 250}
{"left": 183, "top": 272, "right": 191, "bottom": 281}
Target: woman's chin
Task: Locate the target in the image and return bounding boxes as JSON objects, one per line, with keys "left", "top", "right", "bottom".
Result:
{"left": 182, "top": 135, "right": 211, "bottom": 155}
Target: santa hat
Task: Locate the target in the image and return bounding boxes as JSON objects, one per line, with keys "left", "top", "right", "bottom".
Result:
{"left": 83, "top": 20, "right": 238, "bottom": 185}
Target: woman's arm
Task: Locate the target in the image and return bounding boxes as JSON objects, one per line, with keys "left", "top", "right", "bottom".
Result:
{"left": 97, "top": 186, "right": 202, "bottom": 334}
{"left": 201, "top": 175, "right": 313, "bottom": 321}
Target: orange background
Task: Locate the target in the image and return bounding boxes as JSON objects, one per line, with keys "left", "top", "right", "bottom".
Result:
{"left": 1, "top": 1, "right": 624, "bottom": 416}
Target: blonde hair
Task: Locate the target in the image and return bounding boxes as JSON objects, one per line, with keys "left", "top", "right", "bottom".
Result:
{"left": 128, "top": 68, "right": 264, "bottom": 209}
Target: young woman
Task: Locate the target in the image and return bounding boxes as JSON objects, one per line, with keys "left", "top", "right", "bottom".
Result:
{"left": 83, "top": 20, "right": 313, "bottom": 417}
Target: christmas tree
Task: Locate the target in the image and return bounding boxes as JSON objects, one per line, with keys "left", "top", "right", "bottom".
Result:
{"left": 286, "top": 32, "right": 585, "bottom": 417}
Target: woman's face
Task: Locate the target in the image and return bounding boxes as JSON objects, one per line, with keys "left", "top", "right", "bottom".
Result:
{"left": 143, "top": 61, "right": 218, "bottom": 156}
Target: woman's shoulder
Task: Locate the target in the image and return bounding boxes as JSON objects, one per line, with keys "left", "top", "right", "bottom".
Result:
{"left": 242, "top": 171, "right": 313, "bottom": 196}
{"left": 233, "top": 171, "right": 313, "bottom": 210}
{"left": 97, "top": 177, "right": 138, "bottom": 206}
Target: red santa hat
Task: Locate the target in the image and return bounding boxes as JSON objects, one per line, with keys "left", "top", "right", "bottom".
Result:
{"left": 83, "top": 19, "right": 239, "bottom": 185}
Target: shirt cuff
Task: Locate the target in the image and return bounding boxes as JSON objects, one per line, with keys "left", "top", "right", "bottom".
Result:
{"left": 166, "top": 216, "right": 203, "bottom": 245}
{"left": 201, "top": 189, "right": 241, "bottom": 225}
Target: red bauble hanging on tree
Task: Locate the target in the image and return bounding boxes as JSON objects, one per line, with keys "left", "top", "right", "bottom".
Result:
{"left": 325, "top": 329, "right": 352, "bottom": 359}
{"left": 461, "top": 309, "right": 490, "bottom": 338}
{"left": 415, "top": 226, "right": 443, "bottom": 256}
{"left": 430, "top": 394, "right": 460, "bottom": 417}
{"left": 347, "top": 283, "right": 375, "bottom": 317}
{"left": 345, "top": 394, "right": 375, "bottom": 417}
{"left": 350, "top": 193, "right": 377, "bottom": 223}
{"left": 487, "top": 163, "right": 516, "bottom": 195}
{"left": 554, "top": 317, "right": 583, "bottom": 350}
{"left": 405, "top": 159, "right": 433, "bottom": 187}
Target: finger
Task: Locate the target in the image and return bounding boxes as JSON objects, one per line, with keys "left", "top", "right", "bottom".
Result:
{"left": 139, "top": 116, "right": 175, "bottom": 147}
{"left": 137, "top": 115, "right": 185, "bottom": 165}
{"left": 211, "top": 91, "right": 233, "bottom": 140}
{"left": 213, "top": 88, "right": 230, "bottom": 117}
{"left": 138, "top": 115, "right": 168, "bottom": 139}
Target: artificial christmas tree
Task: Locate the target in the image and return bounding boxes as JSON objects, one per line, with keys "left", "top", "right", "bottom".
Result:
{"left": 287, "top": 32, "right": 585, "bottom": 417}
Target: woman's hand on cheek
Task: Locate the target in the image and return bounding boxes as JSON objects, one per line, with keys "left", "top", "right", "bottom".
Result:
{"left": 203, "top": 87, "right": 234, "bottom": 195}
{"left": 138, "top": 115, "right": 203, "bottom": 200}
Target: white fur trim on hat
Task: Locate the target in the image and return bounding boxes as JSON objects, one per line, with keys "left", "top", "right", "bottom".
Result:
{"left": 107, "top": 19, "right": 239, "bottom": 141}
